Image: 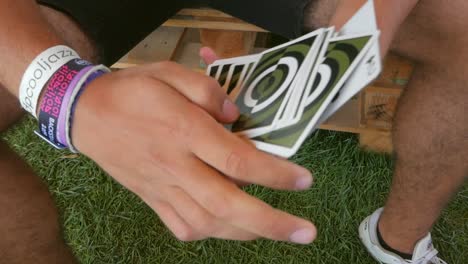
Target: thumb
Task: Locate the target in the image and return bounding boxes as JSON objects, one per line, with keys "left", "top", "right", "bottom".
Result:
{"left": 200, "top": 47, "right": 219, "bottom": 65}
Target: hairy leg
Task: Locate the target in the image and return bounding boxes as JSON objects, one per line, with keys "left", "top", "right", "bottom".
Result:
{"left": 305, "top": 0, "right": 468, "bottom": 254}
{"left": 0, "top": 141, "right": 78, "bottom": 264}
{"left": 379, "top": 0, "right": 468, "bottom": 253}
{"left": 0, "top": 5, "right": 98, "bottom": 263}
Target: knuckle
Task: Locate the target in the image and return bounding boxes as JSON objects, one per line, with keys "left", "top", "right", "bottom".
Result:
{"left": 156, "top": 60, "right": 178, "bottom": 70}
{"left": 128, "top": 75, "right": 163, "bottom": 97}
{"left": 174, "top": 227, "right": 197, "bottom": 242}
{"left": 225, "top": 151, "right": 248, "bottom": 179}
{"left": 262, "top": 209, "right": 286, "bottom": 238}
{"left": 194, "top": 219, "right": 216, "bottom": 235}
{"left": 167, "top": 114, "right": 192, "bottom": 140}
{"left": 194, "top": 83, "right": 219, "bottom": 108}
{"left": 204, "top": 77, "right": 221, "bottom": 90}
{"left": 208, "top": 195, "right": 235, "bottom": 220}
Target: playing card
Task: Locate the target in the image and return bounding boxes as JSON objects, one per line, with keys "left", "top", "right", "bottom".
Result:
{"left": 318, "top": 0, "right": 381, "bottom": 123}
{"left": 251, "top": 32, "right": 378, "bottom": 157}
{"left": 206, "top": 64, "right": 220, "bottom": 79}
{"left": 207, "top": 54, "right": 259, "bottom": 100}
{"left": 337, "top": 0, "right": 378, "bottom": 36}
{"left": 275, "top": 27, "right": 335, "bottom": 129}
{"left": 318, "top": 32, "right": 381, "bottom": 124}
{"left": 230, "top": 29, "right": 325, "bottom": 138}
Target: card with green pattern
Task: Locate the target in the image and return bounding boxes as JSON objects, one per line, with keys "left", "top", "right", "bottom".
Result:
{"left": 230, "top": 29, "right": 326, "bottom": 138}
{"left": 251, "top": 32, "right": 379, "bottom": 158}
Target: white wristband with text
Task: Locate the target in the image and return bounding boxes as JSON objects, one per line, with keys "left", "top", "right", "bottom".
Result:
{"left": 19, "top": 45, "right": 80, "bottom": 118}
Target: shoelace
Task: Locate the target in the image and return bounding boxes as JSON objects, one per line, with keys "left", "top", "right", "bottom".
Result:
{"left": 412, "top": 248, "right": 447, "bottom": 264}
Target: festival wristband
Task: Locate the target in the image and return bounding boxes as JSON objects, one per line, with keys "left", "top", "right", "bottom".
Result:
{"left": 35, "top": 59, "right": 92, "bottom": 149}
{"left": 19, "top": 45, "right": 79, "bottom": 118}
{"left": 57, "top": 64, "right": 94, "bottom": 146}
{"left": 66, "top": 65, "right": 110, "bottom": 153}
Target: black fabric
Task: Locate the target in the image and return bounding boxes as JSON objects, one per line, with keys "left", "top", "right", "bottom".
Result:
{"left": 210, "top": 0, "right": 310, "bottom": 40}
{"left": 37, "top": 0, "right": 311, "bottom": 65}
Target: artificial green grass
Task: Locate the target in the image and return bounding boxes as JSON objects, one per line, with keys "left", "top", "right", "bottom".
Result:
{"left": 2, "top": 117, "right": 467, "bottom": 264}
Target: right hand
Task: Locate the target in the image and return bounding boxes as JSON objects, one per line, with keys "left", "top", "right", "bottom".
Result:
{"left": 71, "top": 61, "right": 317, "bottom": 243}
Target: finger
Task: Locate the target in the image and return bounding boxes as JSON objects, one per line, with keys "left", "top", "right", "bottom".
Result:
{"left": 188, "top": 112, "right": 313, "bottom": 191}
{"left": 147, "top": 61, "right": 239, "bottom": 123}
{"left": 227, "top": 177, "right": 251, "bottom": 188}
{"left": 166, "top": 186, "right": 258, "bottom": 241}
{"left": 151, "top": 200, "right": 207, "bottom": 242}
{"left": 199, "top": 47, "right": 219, "bottom": 65}
{"left": 177, "top": 156, "right": 317, "bottom": 244}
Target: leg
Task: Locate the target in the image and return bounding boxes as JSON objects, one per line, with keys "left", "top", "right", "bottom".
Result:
{"left": 0, "top": 85, "right": 23, "bottom": 132}
{"left": 301, "top": 0, "right": 467, "bottom": 256}
{"left": 378, "top": 0, "right": 468, "bottom": 253}
{"left": 0, "top": 5, "right": 98, "bottom": 263}
{"left": 0, "top": 141, "right": 77, "bottom": 264}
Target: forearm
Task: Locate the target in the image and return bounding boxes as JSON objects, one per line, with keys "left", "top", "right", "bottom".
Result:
{"left": 305, "top": 0, "right": 420, "bottom": 56}
{"left": 0, "top": 0, "right": 63, "bottom": 96}
{"left": 330, "top": 0, "right": 420, "bottom": 55}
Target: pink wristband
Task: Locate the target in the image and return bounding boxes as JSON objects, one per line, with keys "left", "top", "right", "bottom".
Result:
{"left": 56, "top": 66, "right": 93, "bottom": 146}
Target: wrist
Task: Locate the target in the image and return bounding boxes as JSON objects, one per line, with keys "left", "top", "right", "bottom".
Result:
{"left": 16, "top": 45, "right": 110, "bottom": 151}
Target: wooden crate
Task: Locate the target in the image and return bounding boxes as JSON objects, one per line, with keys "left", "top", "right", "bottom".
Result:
{"left": 113, "top": 8, "right": 416, "bottom": 153}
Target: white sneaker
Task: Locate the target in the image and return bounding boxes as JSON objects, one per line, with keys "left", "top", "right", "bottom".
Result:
{"left": 359, "top": 208, "right": 447, "bottom": 264}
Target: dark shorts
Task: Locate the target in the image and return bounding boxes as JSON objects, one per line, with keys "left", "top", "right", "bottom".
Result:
{"left": 37, "top": 0, "right": 311, "bottom": 65}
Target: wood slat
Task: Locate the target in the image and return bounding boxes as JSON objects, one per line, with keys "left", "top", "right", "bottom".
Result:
{"left": 177, "top": 8, "right": 233, "bottom": 18}
{"left": 163, "top": 19, "right": 267, "bottom": 32}
{"left": 374, "top": 54, "right": 415, "bottom": 88}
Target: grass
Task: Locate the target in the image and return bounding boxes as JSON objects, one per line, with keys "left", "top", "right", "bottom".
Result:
{"left": 2, "top": 117, "right": 467, "bottom": 264}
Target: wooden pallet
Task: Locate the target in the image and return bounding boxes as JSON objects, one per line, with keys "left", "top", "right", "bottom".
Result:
{"left": 113, "top": 8, "right": 415, "bottom": 153}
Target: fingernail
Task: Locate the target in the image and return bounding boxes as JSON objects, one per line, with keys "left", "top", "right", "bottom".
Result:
{"left": 295, "top": 175, "right": 313, "bottom": 190}
{"left": 223, "top": 99, "right": 239, "bottom": 119}
{"left": 289, "top": 228, "right": 316, "bottom": 244}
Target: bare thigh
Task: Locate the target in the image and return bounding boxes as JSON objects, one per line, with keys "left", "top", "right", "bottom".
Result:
{"left": 306, "top": 0, "right": 468, "bottom": 63}
{"left": 392, "top": 0, "right": 468, "bottom": 64}
{"left": 0, "top": 86, "right": 23, "bottom": 132}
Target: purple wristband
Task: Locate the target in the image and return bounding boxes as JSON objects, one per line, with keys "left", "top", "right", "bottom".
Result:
{"left": 56, "top": 65, "right": 93, "bottom": 146}
{"left": 67, "top": 69, "right": 107, "bottom": 152}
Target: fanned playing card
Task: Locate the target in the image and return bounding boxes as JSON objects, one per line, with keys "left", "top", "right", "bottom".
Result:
{"left": 205, "top": 0, "right": 383, "bottom": 158}
{"left": 275, "top": 27, "right": 335, "bottom": 129}
{"left": 207, "top": 54, "right": 259, "bottom": 100}
{"left": 251, "top": 32, "right": 378, "bottom": 157}
{"left": 318, "top": 0, "right": 381, "bottom": 123}
{"left": 230, "top": 29, "right": 325, "bottom": 138}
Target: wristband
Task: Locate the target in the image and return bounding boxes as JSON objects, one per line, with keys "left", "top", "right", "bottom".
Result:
{"left": 66, "top": 65, "right": 110, "bottom": 153}
{"left": 57, "top": 64, "right": 94, "bottom": 146}
{"left": 19, "top": 45, "right": 79, "bottom": 118}
{"left": 35, "top": 59, "right": 93, "bottom": 149}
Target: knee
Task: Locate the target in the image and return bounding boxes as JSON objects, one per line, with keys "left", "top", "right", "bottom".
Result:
{"left": 391, "top": 1, "right": 468, "bottom": 65}
{"left": 303, "top": 0, "right": 340, "bottom": 31}
{"left": 0, "top": 141, "right": 68, "bottom": 262}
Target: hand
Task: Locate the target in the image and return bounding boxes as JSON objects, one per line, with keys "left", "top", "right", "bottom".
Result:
{"left": 72, "top": 61, "right": 316, "bottom": 243}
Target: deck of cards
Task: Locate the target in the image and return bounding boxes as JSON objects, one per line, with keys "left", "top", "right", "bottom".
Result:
{"left": 206, "top": 0, "right": 382, "bottom": 158}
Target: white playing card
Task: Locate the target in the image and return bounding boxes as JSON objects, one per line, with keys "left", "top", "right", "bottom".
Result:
{"left": 250, "top": 32, "right": 378, "bottom": 158}
{"left": 206, "top": 63, "right": 221, "bottom": 79}
{"left": 337, "top": 0, "right": 378, "bottom": 36}
{"left": 318, "top": 32, "right": 381, "bottom": 125}
{"left": 230, "top": 29, "right": 325, "bottom": 138}
{"left": 318, "top": 0, "right": 381, "bottom": 124}
{"left": 207, "top": 54, "right": 260, "bottom": 100}
{"left": 275, "top": 27, "right": 335, "bottom": 129}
